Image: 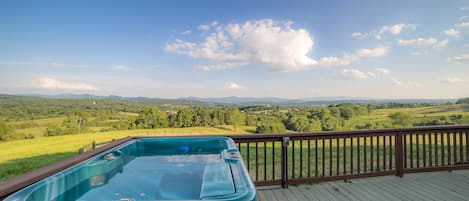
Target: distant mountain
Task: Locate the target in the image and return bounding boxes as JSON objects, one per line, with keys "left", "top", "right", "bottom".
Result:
{"left": 20, "top": 93, "right": 456, "bottom": 105}
{"left": 179, "top": 96, "right": 455, "bottom": 105}
{"left": 179, "top": 96, "right": 291, "bottom": 104}
{"left": 20, "top": 94, "right": 203, "bottom": 104}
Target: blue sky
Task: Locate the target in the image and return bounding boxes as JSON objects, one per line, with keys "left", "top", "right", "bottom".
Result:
{"left": 1, "top": 0, "right": 468, "bottom": 99}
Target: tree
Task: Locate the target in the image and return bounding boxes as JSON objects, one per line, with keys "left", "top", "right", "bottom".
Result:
{"left": 317, "top": 108, "right": 332, "bottom": 119}
{"left": 305, "top": 119, "right": 322, "bottom": 132}
{"left": 193, "top": 107, "right": 210, "bottom": 127}
{"left": 175, "top": 108, "right": 194, "bottom": 128}
{"left": 321, "top": 116, "right": 342, "bottom": 131}
{"left": 210, "top": 109, "right": 225, "bottom": 128}
{"left": 63, "top": 110, "right": 91, "bottom": 134}
{"left": 367, "top": 104, "right": 377, "bottom": 115}
{"left": 256, "top": 120, "right": 286, "bottom": 134}
{"left": 388, "top": 112, "right": 413, "bottom": 127}
{"left": 456, "top": 97, "right": 469, "bottom": 104}
{"left": 285, "top": 114, "right": 309, "bottom": 132}
{"left": 338, "top": 104, "right": 355, "bottom": 120}
{"left": 245, "top": 114, "right": 258, "bottom": 126}
{"left": 44, "top": 126, "right": 64, "bottom": 136}
{"left": 134, "top": 106, "right": 168, "bottom": 129}
{"left": 225, "top": 108, "right": 244, "bottom": 131}
{"left": 0, "top": 120, "right": 15, "bottom": 141}
{"left": 328, "top": 106, "right": 341, "bottom": 117}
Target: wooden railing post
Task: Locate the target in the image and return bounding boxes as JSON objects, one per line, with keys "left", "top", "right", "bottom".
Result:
{"left": 92, "top": 141, "right": 96, "bottom": 150}
{"left": 395, "top": 131, "right": 404, "bottom": 177}
{"left": 281, "top": 137, "right": 290, "bottom": 188}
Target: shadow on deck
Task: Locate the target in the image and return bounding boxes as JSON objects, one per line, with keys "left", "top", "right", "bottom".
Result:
{"left": 257, "top": 170, "right": 469, "bottom": 201}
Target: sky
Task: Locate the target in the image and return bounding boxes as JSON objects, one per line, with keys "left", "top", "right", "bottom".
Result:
{"left": 1, "top": 0, "right": 468, "bottom": 99}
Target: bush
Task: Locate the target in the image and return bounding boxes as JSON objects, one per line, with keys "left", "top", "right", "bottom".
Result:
{"left": 44, "top": 126, "right": 65, "bottom": 136}
{"left": 388, "top": 112, "right": 413, "bottom": 127}
{"left": 415, "top": 116, "right": 454, "bottom": 126}
{"left": 255, "top": 120, "right": 286, "bottom": 134}
{"left": 456, "top": 98, "right": 469, "bottom": 104}
{"left": 24, "top": 133, "right": 35, "bottom": 139}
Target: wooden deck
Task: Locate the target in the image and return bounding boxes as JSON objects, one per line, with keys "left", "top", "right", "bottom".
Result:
{"left": 257, "top": 170, "right": 469, "bottom": 201}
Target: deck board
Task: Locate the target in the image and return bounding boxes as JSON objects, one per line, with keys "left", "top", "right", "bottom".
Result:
{"left": 257, "top": 170, "right": 469, "bottom": 201}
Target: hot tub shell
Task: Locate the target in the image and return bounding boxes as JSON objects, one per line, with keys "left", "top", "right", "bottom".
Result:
{"left": 4, "top": 137, "right": 257, "bottom": 201}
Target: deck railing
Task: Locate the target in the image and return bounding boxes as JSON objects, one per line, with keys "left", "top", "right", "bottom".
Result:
{"left": 228, "top": 125, "right": 469, "bottom": 188}
{"left": 77, "top": 139, "right": 116, "bottom": 154}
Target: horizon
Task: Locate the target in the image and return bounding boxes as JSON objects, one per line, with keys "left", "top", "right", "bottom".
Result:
{"left": 3, "top": 93, "right": 461, "bottom": 101}
{"left": 1, "top": 0, "right": 469, "bottom": 99}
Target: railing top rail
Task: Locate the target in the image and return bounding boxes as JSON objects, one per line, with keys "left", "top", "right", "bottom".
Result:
{"left": 227, "top": 125, "right": 469, "bottom": 140}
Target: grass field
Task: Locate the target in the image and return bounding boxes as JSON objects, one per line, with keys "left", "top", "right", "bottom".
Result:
{"left": 8, "top": 117, "right": 65, "bottom": 138}
{"left": 343, "top": 104, "right": 469, "bottom": 129}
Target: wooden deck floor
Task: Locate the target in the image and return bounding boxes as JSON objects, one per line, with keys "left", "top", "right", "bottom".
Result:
{"left": 257, "top": 170, "right": 469, "bottom": 201}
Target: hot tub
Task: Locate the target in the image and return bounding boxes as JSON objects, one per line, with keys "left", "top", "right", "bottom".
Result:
{"left": 5, "top": 137, "right": 257, "bottom": 201}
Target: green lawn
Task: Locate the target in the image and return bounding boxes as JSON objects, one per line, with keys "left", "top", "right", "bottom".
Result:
{"left": 7, "top": 117, "right": 65, "bottom": 127}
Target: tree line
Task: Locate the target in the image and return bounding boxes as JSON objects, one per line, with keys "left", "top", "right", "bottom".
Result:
{"left": 37, "top": 103, "right": 398, "bottom": 137}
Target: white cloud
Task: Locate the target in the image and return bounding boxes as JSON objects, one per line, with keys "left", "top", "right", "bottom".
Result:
{"left": 397, "top": 37, "right": 447, "bottom": 48}
{"left": 36, "top": 77, "right": 98, "bottom": 91}
{"left": 439, "top": 77, "right": 466, "bottom": 84}
{"left": 391, "top": 77, "right": 403, "bottom": 86}
{"left": 352, "top": 23, "right": 416, "bottom": 40}
{"left": 181, "top": 30, "right": 192, "bottom": 35}
{"left": 351, "top": 32, "right": 362, "bottom": 38}
{"left": 195, "top": 62, "right": 247, "bottom": 71}
{"left": 165, "top": 19, "right": 387, "bottom": 72}
{"left": 448, "top": 53, "right": 469, "bottom": 64}
{"left": 341, "top": 69, "right": 368, "bottom": 79}
{"left": 391, "top": 77, "right": 422, "bottom": 87}
{"left": 197, "top": 24, "right": 210, "bottom": 31}
{"left": 210, "top": 21, "right": 219, "bottom": 27}
{"left": 356, "top": 46, "right": 389, "bottom": 57}
{"left": 225, "top": 81, "right": 241, "bottom": 89}
{"left": 443, "top": 28, "right": 460, "bottom": 38}
{"left": 455, "top": 22, "right": 469, "bottom": 28}
{"left": 397, "top": 37, "right": 438, "bottom": 46}
{"left": 378, "top": 24, "right": 417, "bottom": 36}
{"left": 112, "top": 65, "right": 131, "bottom": 70}
{"left": 375, "top": 67, "right": 390, "bottom": 75}
{"left": 461, "top": 7, "right": 469, "bottom": 11}
{"left": 461, "top": 16, "right": 468, "bottom": 20}
{"left": 433, "top": 39, "right": 448, "bottom": 48}
{"left": 343, "top": 67, "right": 390, "bottom": 80}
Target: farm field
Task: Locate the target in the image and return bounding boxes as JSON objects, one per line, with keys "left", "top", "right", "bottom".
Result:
{"left": 342, "top": 103, "right": 469, "bottom": 129}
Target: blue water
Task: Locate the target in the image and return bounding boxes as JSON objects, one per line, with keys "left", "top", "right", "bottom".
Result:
{"left": 5, "top": 137, "right": 257, "bottom": 201}
{"left": 78, "top": 154, "right": 221, "bottom": 200}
